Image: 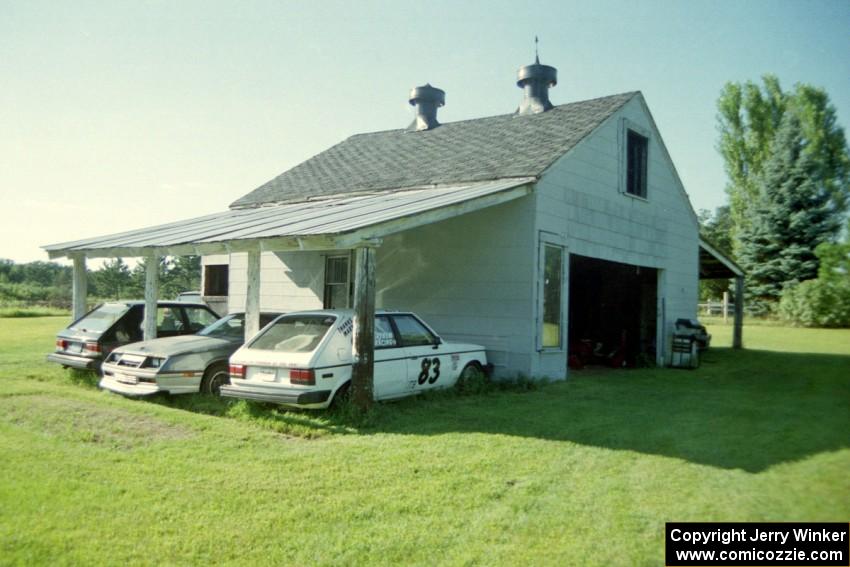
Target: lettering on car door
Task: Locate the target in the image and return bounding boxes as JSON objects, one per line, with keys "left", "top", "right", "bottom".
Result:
{"left": 372, "top": 315, "right": 407, "bottom": 399}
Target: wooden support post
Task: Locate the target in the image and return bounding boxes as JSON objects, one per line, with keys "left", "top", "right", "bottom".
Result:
{"left": 656, "top": 271, "right": 667, "bottom": 367}
{"left": 244, "top": 248, "right": 261, "bottom": 341}
{"left": 733, "top": 276, "right": 744, "bottom": 349}
{"left": 351, "top": 246, "right": 376, "bottom": 411}
{"left": 71, "top": 255, "right": 88, "bottom": 322}
{"left": 143, "top": 254, "right": 160, "bottom": 341}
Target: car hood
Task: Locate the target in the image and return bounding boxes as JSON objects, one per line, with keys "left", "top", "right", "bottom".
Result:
{"left": 116, "top": 335, "right": 237, "bottom": 357}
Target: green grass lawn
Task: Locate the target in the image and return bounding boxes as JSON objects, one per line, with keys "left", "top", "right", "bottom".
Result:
{"left": 0, "top": 306, "right": 70, "bottom": 318}
{"left": 0, "top": 317, "right": 848, "bottom": 565}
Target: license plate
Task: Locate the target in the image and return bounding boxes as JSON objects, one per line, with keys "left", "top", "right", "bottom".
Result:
{"left": 114, "top": 373, "right": 138, "bottom": 385}
{"left": 249, "top": 367, "right": 277, "bottom": 382}
{"left": 67, "top": 343, "right": 82, "bottom": 353}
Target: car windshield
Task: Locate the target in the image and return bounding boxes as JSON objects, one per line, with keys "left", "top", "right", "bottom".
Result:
{"left": 198, "top": 314, "right": 245, "bottom": 339}
{"left": 249, "top": 314, "right": 336, "bottom": 353}
{"left": 198, "top": 313, "right": 282, "bottom": 340}
{"left": 69, "top": 303, "right": 131, "bottom": 333}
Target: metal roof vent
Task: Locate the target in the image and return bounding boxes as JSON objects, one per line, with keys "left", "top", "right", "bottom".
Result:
{"left": 408, "top": 83, "right": 445, "bottom": 131}
{"left": 516, "top": 54, "right": 557, "bottom": 115}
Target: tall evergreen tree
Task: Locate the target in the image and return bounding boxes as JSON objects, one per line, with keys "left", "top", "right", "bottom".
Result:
{"left": 738, "top": 112, "right": 841, "bottom": 314}
{"left": 717, "top": 75, "right": 850, "bottom": 253}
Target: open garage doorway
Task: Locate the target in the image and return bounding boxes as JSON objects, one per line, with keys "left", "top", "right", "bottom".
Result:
{"left": 569, "top": 255, "right": 657, "bottom": 368}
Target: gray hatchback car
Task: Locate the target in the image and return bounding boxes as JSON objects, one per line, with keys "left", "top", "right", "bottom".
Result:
{"left": 99, "top": 312, "right": 282, "bottom": 396}
{"left": 48, "top": 301, "right": 220, "bottom": 372}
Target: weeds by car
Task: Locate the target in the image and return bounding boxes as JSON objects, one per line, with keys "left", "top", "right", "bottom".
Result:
{"left": 220, "top": 309, "right": 489, "bottom": 409}
{"left": 99, "top": 312, "right": 282, "bottom": 396}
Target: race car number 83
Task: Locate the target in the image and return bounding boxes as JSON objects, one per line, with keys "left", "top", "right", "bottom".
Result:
{"left": 418, "top": 358, "right": 441, "bottom": 385}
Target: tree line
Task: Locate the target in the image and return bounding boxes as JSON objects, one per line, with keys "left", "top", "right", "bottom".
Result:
{"left": 702, "top": 75, "right": 850, "bottom": 326}
{"left": 0, "top": 256, "right": 201, "bottom": 309}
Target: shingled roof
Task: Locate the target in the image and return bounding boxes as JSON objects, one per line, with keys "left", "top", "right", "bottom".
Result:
{"left": 231, "top": 91, "right": 638, "bottom": 208}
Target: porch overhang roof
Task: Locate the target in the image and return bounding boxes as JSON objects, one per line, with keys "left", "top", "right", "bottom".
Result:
{"left": 699, "top": 238, "right": 744, "bottom": 279}
{"left": 43, "top": 177, "right": 536, "bottom": 259}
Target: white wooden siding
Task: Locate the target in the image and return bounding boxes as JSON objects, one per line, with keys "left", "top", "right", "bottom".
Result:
{"left": 533, "top": 95, "right": 699, "bottom": 376}
{"left": 224, "top": 251, "right": 325, "bottom": 313}
{"left": 375, "top": 197, "right": 536, "bottom": 378}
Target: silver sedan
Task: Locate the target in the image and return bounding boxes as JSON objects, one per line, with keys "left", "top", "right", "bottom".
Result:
{"left": 99, "top": 312, "right": 282, "bottom": 396}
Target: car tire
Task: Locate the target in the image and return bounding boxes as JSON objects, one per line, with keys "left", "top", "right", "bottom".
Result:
{"left": 457, "top": 362, "right": 486, "bottom": 392}
{"left": 201, "top": 362, "right": 230, "bottom": 396}
{"left": 330, "top": 381, "right": 351, "bottom": 408}
{"left": 460, "top": 362, "right": 484, "bottom": 380}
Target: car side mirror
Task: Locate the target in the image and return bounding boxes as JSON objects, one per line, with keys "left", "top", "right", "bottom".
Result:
{"left": 432, "top": 337, "right": 442, "bottom": 349}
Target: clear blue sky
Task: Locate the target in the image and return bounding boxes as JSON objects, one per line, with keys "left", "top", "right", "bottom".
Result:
{"left": 2, "top": 0, "right": 848, "bottom": 263}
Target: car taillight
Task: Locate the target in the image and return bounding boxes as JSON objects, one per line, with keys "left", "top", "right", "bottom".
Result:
{"left": 229, "top": 364, "right": 245, "bottom": 379}
{"left": 56, "top": 339, "right": 68, "bottom": 350}
{"left": 289, "top": 369, "right": 315, "bottom": 385}
{"left": 84, "top": 342, "right": 101, "bottom": 353}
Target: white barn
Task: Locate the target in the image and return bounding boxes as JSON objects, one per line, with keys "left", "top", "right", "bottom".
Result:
{"left": 45, "top": 60, "right": 742, "bottom": 380}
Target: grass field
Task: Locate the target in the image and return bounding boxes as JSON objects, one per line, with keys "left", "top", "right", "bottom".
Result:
{"left": 0, "top": 317, "right": 848, "bottom": 565}
{"left": 0, "top": 306, "right": 70, "bottom": 318}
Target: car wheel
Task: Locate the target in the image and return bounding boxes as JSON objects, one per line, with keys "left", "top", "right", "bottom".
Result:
{"left": 330, "top": 381, "right": 351, "bottom": 408}
{"left": 457, "top": 362, "right": 486, "bottom": 392}
{"left": 460, "top": 362, "right": 484, "bottom": 380}
{"left": 201, "top": 363, "right": 230, "bottom": 396}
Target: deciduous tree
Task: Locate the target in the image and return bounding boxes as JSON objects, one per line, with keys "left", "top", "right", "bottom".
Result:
{"left": 717, "top": 75, "right": 849, "bottom": 252}
{"left": 91, "top": 258, "right": 132, "bottom": 299}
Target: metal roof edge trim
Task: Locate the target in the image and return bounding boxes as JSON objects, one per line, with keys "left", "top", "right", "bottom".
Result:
{"left": 42, "top": 177, "right": 538, "bottom": 258}
{"left": 228, "top": 176, "right": 538, "bottom": 210}
{"left": 699, "top": 238, "right": 745, "bottom": 277}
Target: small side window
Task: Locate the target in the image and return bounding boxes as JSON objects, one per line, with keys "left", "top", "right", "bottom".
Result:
{"left": 324, "top": 255, "right": 352, "bottom": 309}
{"left": 204, "top": 265, "right": 229, "bottom": 296}
{"left": 541, "top": 244, "right": 564, "bottom": 349}
{"left": 392, "top": 315, "right": 437, "bottom": 347}
{"left": 157, "top": 306, "right": 184, "bottom": 333}
{"left": 374, "top": 316, "right": 399, "bottom": 348}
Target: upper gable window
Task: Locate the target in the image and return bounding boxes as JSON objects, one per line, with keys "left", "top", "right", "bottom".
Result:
{"left": 626, "top": 129, "right": 648, "bottom": 198}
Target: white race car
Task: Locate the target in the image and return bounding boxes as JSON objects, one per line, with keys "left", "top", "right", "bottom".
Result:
{"left": 220, "top": 310, "right": 489, "bottom": 409}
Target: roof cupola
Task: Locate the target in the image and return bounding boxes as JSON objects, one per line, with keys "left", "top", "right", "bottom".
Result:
{"left": 516, "top": 38, "right": 557, "bottom": 115}
{"left": 408, "top": 83, "right": 445, "bottom": 131}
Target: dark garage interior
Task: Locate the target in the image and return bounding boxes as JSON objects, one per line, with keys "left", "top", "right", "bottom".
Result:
{"left": 568, "top": 254, "right": 657, "bottom": 368}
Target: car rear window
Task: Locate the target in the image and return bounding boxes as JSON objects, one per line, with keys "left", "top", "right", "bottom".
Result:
{"left": 248, "top": 315, "right": 336, "bottom": 353}
{"left": 69, "top": 303, "right": 131, "bottom": 333}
